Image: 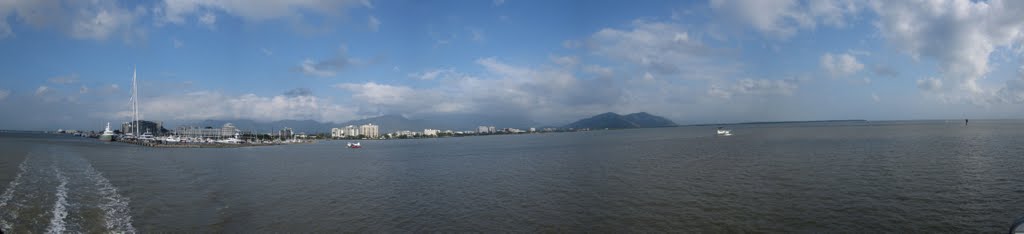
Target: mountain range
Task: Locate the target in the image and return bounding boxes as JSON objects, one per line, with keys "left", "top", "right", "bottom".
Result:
{"left": 562, "top": 112, "right": 677, "bottom": 129}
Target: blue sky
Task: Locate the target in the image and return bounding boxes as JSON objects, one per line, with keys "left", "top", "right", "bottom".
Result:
{"left": 2, "top": 0, "right": 1024, "bottom": 130}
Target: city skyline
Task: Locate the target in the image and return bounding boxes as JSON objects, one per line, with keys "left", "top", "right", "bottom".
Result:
{"left": 2, "top": 0, "right": 1024, "bottom": 130}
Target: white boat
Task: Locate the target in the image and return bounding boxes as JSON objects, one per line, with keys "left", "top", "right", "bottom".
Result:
{"left": 163, "top": 135, "right": 181, "bottom": 143}
{"left": 216, "top": 133, "right": 244, "bottom": 144}
{"left": 99, "top": 122, "right": 116, "bottom": 141}
{"left": 716, "top": 127, "right": 732, "bottom": 136}
{"left": 347, "top": 142, "right": 361, "bottom": 148}
{"left": 138, "top": 131, "right": 155, "bottom": 141}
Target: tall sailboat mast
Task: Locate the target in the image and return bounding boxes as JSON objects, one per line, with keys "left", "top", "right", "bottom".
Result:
{"left": 132, "top": 66, "right": 139, "bottom": 137}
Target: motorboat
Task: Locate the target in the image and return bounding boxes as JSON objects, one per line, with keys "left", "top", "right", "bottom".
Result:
{"left": 716, "top": 127, "right": 732, "bottom": 136}
{"left": 347, "top": 142, "right": 361, "bottom": 148}
{"left": 216, "top": 133, "right": 244, "bottom": 144}
{"left": 98, "top": 122, "right": 116, "bottom": 141}
{"left": 138, "top": 131, "right": 155, "bottom": 141}
{"left": 163, "top": 135, "right": 181, "bottom": 143}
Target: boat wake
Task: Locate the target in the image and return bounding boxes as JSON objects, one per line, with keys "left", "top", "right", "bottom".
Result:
{"left": 0, "top": 148, "right": 136, "bottom": 233}
{"left": 83, "top": 161, "right": 136, "bottom": 233}
{"left": 0, "top": 157, "right": 29, "bottom": 231}
{"left": 45, "top": 165, "right": 69, "bottom": 234}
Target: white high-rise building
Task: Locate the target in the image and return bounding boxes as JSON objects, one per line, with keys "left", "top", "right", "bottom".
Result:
{"left": 423, "top": 129, "right": 440, "bottom": 136}
{"left": 478, "top": 126, "right": 498, "bottom": 134}
{"left": 360, "top": 123, "right": 379, "bottom": 138}
{"left": 344, "top": 125, "right": 359, "bottom": 137}
{"left": 331, "top": 128, "right": 344, "bottom": 138}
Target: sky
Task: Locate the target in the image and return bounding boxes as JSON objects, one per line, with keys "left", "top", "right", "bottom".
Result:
{"left": 2, "top": 0, "right": 1024, "bottom": 131}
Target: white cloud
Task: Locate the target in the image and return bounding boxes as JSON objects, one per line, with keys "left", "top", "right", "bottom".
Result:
{"left": 335, "top": 57, "right": 631, "bottom": 122}
{"left": 593, "top": 19, "right": 720, "bottom": 75}
{"left": 468, "top": 27, "right": 484, "bottom": 42}
{"left": 131, "top": 91, "right": 356, "bottom": 122}
{"left": 588, "top": 20, "right": 735, "bottom": 79}
{"left": 368, "top": 15, "right": 380, "bottom": 32}
{"left": 871, "top": 93, "right": 880, "bottom": 102}
{"left": 261, "top": 48, "right": 273, "bottom": 56}
{"left": 562, "top": 40, "right": 581, "bottom": 49}
{"left": 70, "top": 6, "right": 142, "bottom": 41}
{"left": 291, "top": 45, "right": 360, "bottom": 77}
{"left": 549, "top": 55, "right": 580, "bottom": 67}
{"left": 820, "top": 52, "right": 863, "bottom": 77}
{"left": 295, "top": 59, "right": 339, "bottom": 77}
{"left": 157, "top": 0, "right": 368, "bottom": 25}
{"left": 106, "top": 84, "right": 120, "bottom": 94}
{"left": 733, "top": 78, "right": 798, "bottom": 96}
{"left": 583, "top": 65, "right": 613, "bottom": 76}
{"left": 871, "top": 0, "right": 1024, "bottom": 97}
{"left": 642, "top": 72, "right": 655, "bottom": 81}
{"left": 407, "top": 68, "right": 467, "bottom": 81}
{"left": 993, "top": 78, "right": 1024, "bottom": 103}
{"left": 493, "top": 0, "right": 506, "bottom": 6}
{"left": 710, "top": 0, "right": 861, "bottom": 38}
{"left": 172, "top": 38, "right": 184, "bottom": 48}
{"left": 917, "top": 77, "right": 943, "bottom": 91}
{"left": 48, "top": 73, "right": 79, "bottom": 85}
{"left": 0, "top": 89, "right": 9, "bottom": 101}
{"left": 35, "top": 86, "right": 52, "bottom": 96}
{"left": 0, "top": 1, "right": 146, "bottom": 42}
{"left": 0, "top": 20, "right": 12, "bottom": 39}
{"left": 198, "top": 12, "right": 216, "bottom": 29}
{"left": 990, "top": 66, "right": 1024, "bottom": 104}
{"left": 709, "top": 78, "right": 799, "bottom": 99}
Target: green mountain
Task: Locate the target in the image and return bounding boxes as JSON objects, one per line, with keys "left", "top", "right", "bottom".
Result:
{"left": 563, "top": 112, "right": 677, "bottom": 129}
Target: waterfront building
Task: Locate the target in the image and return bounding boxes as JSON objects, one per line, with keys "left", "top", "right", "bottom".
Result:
{"left": 344, "top": 125, "right": 359, "bottom": 137}
{"left": 331, "top": 128, "right": 344, "bottom": 138}
{"left": 220, "top": 123, "right": 238, "bottom": 136}
{"left": 423, "top": 129, "right": 440, "bottom": 136}
{"left": 360, "top": 123, "right": 379, "bottom": 138}
{"left": 176, "top": 123, "right": 241, "bottom": 139}
{"left": 395, "top": 130, "right": 416, "bottom": 137}
{"left": 488, "top": 126, "right": 496, "bottom": 133}
{"left": 280, "top": 127, "right": 293, "bottom": 139}
{"left": 529, "top": 128, "right": 536, "bottom": 132}
{"left": 122, "top": 120, "right": 165, "bottom": 136}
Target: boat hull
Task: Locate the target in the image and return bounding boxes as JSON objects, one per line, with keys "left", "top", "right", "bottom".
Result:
{"left": 99, "top": 134, "right": 115, "bottom": 141}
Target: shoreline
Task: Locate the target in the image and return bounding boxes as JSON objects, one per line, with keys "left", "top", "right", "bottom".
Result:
{"left": 115, "top": 138, "right": 314, "bottom": 148}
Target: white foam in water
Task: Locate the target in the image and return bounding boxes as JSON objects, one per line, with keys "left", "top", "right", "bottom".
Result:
{"left": 0, "top": 157, "right": 30, "bottom": 231}
{"left": 83, "top": 162, "right": 137, "bottom": 233}
{"left": 46, "top": 166, "right": 69, "bottom": 234}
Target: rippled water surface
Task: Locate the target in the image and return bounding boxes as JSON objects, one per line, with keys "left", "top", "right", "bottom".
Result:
{"left": 2, "top": 120, "right": 1024, "bottom": 232}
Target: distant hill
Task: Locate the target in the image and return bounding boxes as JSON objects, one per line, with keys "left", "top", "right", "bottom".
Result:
{"left": 563, "top": 112, "right": 677, "bottom": 129}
